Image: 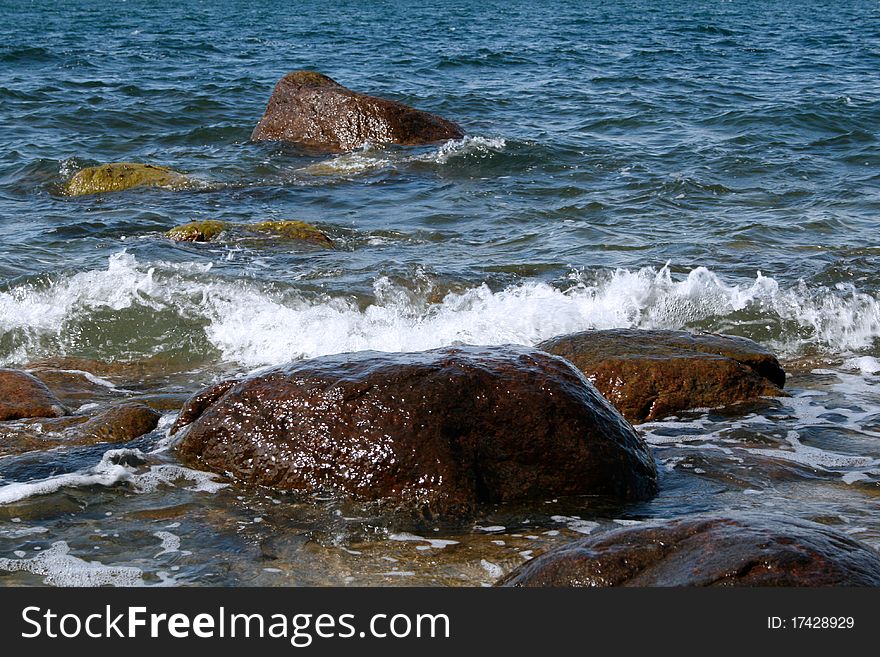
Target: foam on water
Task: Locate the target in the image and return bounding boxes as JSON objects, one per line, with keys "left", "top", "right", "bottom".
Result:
{"left": 0, "top": 448, "right": 228, "bottom": 505}
{"left": 153, "top": 530, "right": 181, "bottom": 557}
{"left": 388, "top": 532, "right": 460, "bottom": 549}
{"left": 0, "top": 541, "right": 143, "bottom": 586}
{"left": 295, "top": 136, "right": 507, "bottom": 177}
{"left": 3, "top": 253, "right": 880, "bottom": 368}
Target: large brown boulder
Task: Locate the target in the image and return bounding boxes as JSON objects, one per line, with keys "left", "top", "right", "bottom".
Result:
{"left": 538, "top": 329, "right": 785, "bottom": 423}
{"left": 0, "top": 369, "right": 67, "bottom": 421}
{"left": 250, "top": 71, "right": 464, "bottom": 153}
{"left": 498, "top": 513, "right": 880, "bottom": 587}
{"left": 172, "top": 346, "right": 657, "bottom": 517}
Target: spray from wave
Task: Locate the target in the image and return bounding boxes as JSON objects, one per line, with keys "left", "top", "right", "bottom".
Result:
{"left": 1, "top": 252, "right": 879, "bottom": 368}
{"left": 295, "top": 136, "right": 508, "bottom": 177}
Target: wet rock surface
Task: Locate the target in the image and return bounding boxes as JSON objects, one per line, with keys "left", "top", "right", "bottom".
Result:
{"left": 62, "top": 162, "right": 191, "bottom": 196}
{"left": 497, "top": 513, "right": 880, "bottom": 586}
{"left": 0, "top": 369, "right": 68, "bottom": 421}
{"left": 0, "top": 402, "right": 161, "bottom": 456}
{"left": 167, "top": 219, "right": 333, "bottom": 247}
{"left": 166, "top": 220, "right": 228, "bottom": 243}
{"left": 538, "top": 329, "right": 786, "bottom": 423}
{"left": 251, "top": 71, "right": 464, "bottom": 152}
{"left": 173, "top": 345, "right": 658, "bottom": 517}
{"left": 71, "top": 402, "right": 161, "bottom": 446}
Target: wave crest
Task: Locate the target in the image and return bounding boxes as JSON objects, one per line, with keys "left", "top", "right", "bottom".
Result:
{"left": 2, "top": 253, "right": 880, "bottom": 368}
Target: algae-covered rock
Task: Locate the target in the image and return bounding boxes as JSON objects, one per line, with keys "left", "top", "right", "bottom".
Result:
{"left": 63, "top": 163, "right": 191, "bottom": 196}
{"left": 166, "top": 219, "right": 332, "bottom": 247}
{"left": 166, "top": 220, "right": 229, "bottom": 242}
{"left": 250, "top": 220, "right": 333, "bottom": 247}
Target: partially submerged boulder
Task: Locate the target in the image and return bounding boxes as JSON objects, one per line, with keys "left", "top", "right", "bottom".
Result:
{"left": 0, "top": 369, "right": 67, "bottom": 421}
{"left": 72, "top": 402, "right": 161, "bottom": 446}
{"left": 63, "top": 163, "right": 191, "bottom": 196}
{"left": 0, "top": 402, "right": 161, "bottom": 456}
{"left": 251, "top": 220, "right": 334, "bottom": 247}
{"left": 173, "top": 346, "right": 657, "bottom": 517}
{"left": 497, "top": 513, "right": 880, "bottom": 587}
{"left": 538, "top": 329, "right": 785, "bottom": 423}
{"left": 166, "top": 220, "right": 229, "bottom": 243}
{"left": 166, "top": 219, "right": 332, "bottom": 247}
{"left": 251, "top": 71, "right": 464, "bottom": 152}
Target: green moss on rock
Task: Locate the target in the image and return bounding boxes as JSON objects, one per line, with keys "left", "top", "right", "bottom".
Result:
{"left": 63, "top": 163, "right": 191, "bottom": 196}
{"left": 251, "top": 220, "right": 333, "bottom": 247}
{"left": 167, "top": 220, "right": 228, "bottom": 242}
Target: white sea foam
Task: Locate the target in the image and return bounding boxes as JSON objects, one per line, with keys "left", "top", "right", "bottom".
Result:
{"left": 0, "top": 541, "right": 143, "bottom": 586}
{"left": 0, "top": 448, "right": 228, "bottom": 505}
{"left": 3, "top": 252, "right": 880, "bottom": 368}
{"left": 412, "top": 135, "right": 507, "bottom": 164}
{"left": 153, "top": 531, "right": 181, "bottom": 557}
{"left": 749, "top": 431, "right": 879, "bottom": 470}
{"left": 389, "top": 532, "right": 459, "bottom": 549}
{"left": 550, "top": 515, "right": 599, "bottom": 534}
{"left": 296, "top": 136, "right": 507, "bottom": 177}
{"left": 480, "top": 559, "right": 504, "bottom": 579}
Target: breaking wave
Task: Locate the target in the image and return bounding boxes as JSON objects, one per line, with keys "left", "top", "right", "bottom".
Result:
{"left": 2, "top": 252, "right": 880, "bottom": 368}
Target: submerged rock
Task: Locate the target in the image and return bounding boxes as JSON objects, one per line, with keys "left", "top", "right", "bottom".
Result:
{"left": 62, "top": 162, "right": 191, "bottom": 196}
{"left": 173, "top": 346, "right": 657, "bottom": 517}
{"left": 166, "top": 219, "right": 332, "bottom": 247}
{"left": 0, "top": 369, "right": 67, "bottom": 421}
{"left": 0, "top": 402, "right": 161, "bottom": 456}
{"left": 538, "top": 329, "right": 785, "bottom": 423}
{"left": 251, "top": 71, "right": 464, "bottom": 152}
{"left": 166, "top": 220, "right": 229, "bottom": 242}
{"left": 72, "top": 402, "right": 161, "bottom": 445}
{"left": 497, "top": 513, "right": 880, "bottom": 586}
{"left": 250, "top": 220, "right": 334, "bottom": 247}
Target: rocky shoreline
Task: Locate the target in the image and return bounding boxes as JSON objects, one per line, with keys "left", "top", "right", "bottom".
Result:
{"left": 3, "top": 326, "right": 878, "bottom": 586}
{"left": 4, "top": 70, "right": 878, "bottom": 587}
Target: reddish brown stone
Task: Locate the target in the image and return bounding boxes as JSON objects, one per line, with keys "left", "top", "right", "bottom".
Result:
{"left": 251, "top": 71, "right": 464, "bottom": 152}
{"left": 498, "top": 513, "right": 880, "bottom": 587}
{"left": 73, "top": 402, "right": 161, "bottom": 445}
{"left": 0, "top": 368, "right": 67, "bottom": 421}
{"left": 0, "top": 402, "right": 161, "bottom": 456}
{"left": 538, "top": 329, "right": 785, "bottom": 423}
{"left": 173, "top": 346, "right": 657, "bottom": 517}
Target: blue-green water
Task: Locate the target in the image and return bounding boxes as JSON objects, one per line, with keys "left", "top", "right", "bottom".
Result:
{"left": 1, "top": 0, "right": 879, "bottom": 586}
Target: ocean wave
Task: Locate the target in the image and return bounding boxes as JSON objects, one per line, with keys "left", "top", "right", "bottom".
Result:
{"left": 2, "top": 252, "right": 880, "bottom": 368}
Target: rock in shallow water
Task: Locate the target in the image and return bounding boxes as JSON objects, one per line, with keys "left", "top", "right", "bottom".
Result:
{"left": 62, "top": 162, "right": 191, "bottom": 196}
{"left": 497, "top": 513, "right": 880, "bottom": 586}
{"left": 166, "top": 220, "right": 228, "bottom": 243}
{"left": 251, "top": 71, "right": 465, "bottom": 153}
{"left": 166, "top": 219, "right": 332, "bottom": 247}
{"left": 538, "top": 329, "right": 786, "bottom": 423}
{"left": 0, "top": 402, "right": 161, "bottom": 456}
{"left": 172, "top": 346, "right": 657, "bottom": 517}
{"left": 0, "top": 369, "right": 67, "bottom": 421}
{"left": 72, "top": 402, "right": 161, "bottom": 445}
